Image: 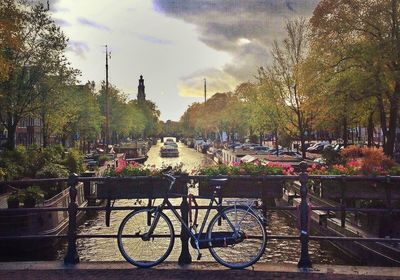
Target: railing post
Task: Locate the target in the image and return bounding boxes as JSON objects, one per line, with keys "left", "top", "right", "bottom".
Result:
{"left": 64, "top": 173, "right": 80, "bottom": 265}
{"left": 81, "top": 171, "right": 96, "bottom": 202}
{"left": 178, "top": 178, "right": 192, "bottom": 265}
{"left": 339, "top": 177, "right": 345, "bottom": 227}
{"left": 297, "top": 162, "right": 312, "bottom": 269}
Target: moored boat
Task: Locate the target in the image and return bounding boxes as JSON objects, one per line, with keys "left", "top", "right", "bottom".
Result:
{"left": 0, "top": 183, "right": 87, "bottom": 258}
{"left": 160, "top": 145, "right": 179, "bottom": 157}
{"left": 114, "top": 141, "right": 149, "bottom": 164}
{"left": 125, "top": 156, "right": 148, "bottom": 164}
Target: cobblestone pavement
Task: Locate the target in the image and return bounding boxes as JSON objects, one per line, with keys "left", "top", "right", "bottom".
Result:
{"left": 1, "top": 262, "right": 400, "bottom": 280}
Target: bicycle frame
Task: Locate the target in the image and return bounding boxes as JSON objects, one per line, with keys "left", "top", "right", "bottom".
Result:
{"left": 144, "top": 173, "right": 259, "bottom": 247}
{"left": 158, "top": 196, "right": 221, "bottom": 243}
{"left": 148, "top": 194, "right": 256, "bottom": 247}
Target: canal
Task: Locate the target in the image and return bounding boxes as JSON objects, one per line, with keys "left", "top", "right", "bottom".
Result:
{"left": 57, "top": 141, "right": 354, "bottom": 265}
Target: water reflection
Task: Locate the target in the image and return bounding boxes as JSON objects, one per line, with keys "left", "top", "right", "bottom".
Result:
{"left": 145, "top": 141, "right": 215, "bottom": 170}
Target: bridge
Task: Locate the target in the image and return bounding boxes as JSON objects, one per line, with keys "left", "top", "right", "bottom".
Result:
{"left": 1, "top": 163, "right": 400, "bottom": 279}
{"left": 1, "top": 261, "right": 399, "bottom": 280}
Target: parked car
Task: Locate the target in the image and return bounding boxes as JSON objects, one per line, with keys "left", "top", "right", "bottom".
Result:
{"left": 307, "top": 141, "right": 330, "bottom": 153}
{"left": 228, "top": 143, "right": 242, "bottom": 150}
{"left": 332, "top": 144, "right": 344, "bottom": 151}
{"left": 237, "top": 143, "right": 258, "bottom": 150}
{"left": 268, "top": 149, "right": 302, "bottom": 158}
{"left": 250, "top": 146, "right": 270, "bottom": 154}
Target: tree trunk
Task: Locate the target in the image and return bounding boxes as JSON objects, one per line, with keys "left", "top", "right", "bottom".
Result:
{"left": 5, "top": 122, "right": 17, "bottom": 150}
{"left": 296, "top": 111, "right": 306, "bottom": 159}
{"left": 343, "top": 116, "right": 348, "bottom": 147}
{"left": 377, "top": 94, "right": 388, "bottom": 152}
{"left": 386, "top": 81, "right": 400, "bottom": 158}
{"left": 274, "top": 129, "right": 279, "bottom": 154}
{"left": 42, "top": 113, "right": 48, "bottom": 147}
{"left": 367, "top": 112, "right": 374, "bottom": 148}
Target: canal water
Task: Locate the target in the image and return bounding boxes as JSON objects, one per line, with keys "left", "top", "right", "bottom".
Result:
{"left": 57, "top": 141, "right": 353, "bottom": 265}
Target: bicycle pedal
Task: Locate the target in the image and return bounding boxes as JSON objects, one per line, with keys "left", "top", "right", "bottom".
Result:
{"left": 197, "top": 253, "right": 202, "bottom": 260}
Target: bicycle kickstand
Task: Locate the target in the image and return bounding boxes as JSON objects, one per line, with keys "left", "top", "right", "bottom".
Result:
{"left": 194, "top": 240, "right": 202, "bottom": 260}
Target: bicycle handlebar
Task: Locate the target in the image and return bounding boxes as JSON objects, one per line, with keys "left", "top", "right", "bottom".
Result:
{"left": 161, "top": 167, "right": 177, "bottom": 193}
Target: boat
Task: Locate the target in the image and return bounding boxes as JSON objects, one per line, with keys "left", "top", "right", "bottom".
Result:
{"left": 186, "top": 138, "right": 194, "bottom": 148}
{"left": 160, "top": 145, "right": 179, "bottom": 157}
{"left": 114, "top": 141, "right": 149, "bottom": 164}
{"left": 0, "top": 183, "right": 87, "bottom": 259}
{"left": 125, "top": 155, "right": 148, "bottom": 164}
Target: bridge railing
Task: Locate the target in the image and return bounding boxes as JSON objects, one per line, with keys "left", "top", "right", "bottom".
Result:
{"left": 1, "top": 163, "right": 400, "bottom": 268}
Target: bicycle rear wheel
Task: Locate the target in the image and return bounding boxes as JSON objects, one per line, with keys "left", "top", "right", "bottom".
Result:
{"left": 117, "top": 209, "right": 174, "bottom": 268}
{"left": 207, "top": 206, "right": 266, "bottom": 269}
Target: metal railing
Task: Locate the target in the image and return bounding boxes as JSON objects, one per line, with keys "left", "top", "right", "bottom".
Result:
{"left": 0, "top": 162, "right": 400, "bottom": 268}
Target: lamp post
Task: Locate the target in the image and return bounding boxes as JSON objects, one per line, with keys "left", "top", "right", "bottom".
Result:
{"left": 104, "top": 45, "right": 111, "bottom": 146}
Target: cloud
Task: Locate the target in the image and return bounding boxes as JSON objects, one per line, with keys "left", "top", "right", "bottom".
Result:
{"left": 137, "top": 34, "right": 173, "bottom": 45}
{"left": 178, "top": 68, "right": 236, "bottom": 97}
{"left": 153, "top": 0, "right": 319, "bottom": 94}
{"left": 77, "top": 17, "right": 111, "bottom": 32}
{"left": 53, "top": 18, "right": 70, "bottom": 27}
{"left": 66, "top": 40, "right": 90, "bottom": 58}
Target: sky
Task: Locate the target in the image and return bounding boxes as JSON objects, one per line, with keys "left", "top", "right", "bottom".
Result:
{"left": 44, "top": 0, "right": 319, "bottom": 121}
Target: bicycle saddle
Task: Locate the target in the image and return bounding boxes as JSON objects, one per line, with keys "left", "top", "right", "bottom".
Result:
{"left": 209, "top": 178, "right": 228, "bottom": 187}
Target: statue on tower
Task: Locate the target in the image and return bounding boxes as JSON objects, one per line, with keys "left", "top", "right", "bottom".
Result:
{"left": 137, "top": 75, "right": 146, "bottom": 102}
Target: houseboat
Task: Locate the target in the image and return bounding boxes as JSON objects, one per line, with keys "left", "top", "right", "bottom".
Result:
{"left": 114, "top": 141, "right": 149, "bottom": 164}
{"left": 160, "top": 144, "right": 179, "bottom": 157}
{"left": 0, "top": 182, "right": 88, "bottom": 258}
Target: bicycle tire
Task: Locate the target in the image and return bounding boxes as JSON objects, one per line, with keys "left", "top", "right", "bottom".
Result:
{"left": 117, "top": 209, "right": 175, "bottom": 268}
{"left": 207, "top": 206, "right": 266, "bottom": 269}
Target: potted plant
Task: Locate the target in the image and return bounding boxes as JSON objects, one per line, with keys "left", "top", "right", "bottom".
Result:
{"left": 98, "top": 155, "right": 109, "bottom": 166}
{"left": 7, "top": 191, "right": 21, "bottom": 208}
{"left": 308, "top": 146, "right": 400, "bottom": 200}
{"left": 97, "top": 162, "right": 186, "bottom": 199}
{"left": 21, "top": 186, "right": 45, "bottom": 208}
{"left": 195, "top": 161, "right": 294, "bottom": 198}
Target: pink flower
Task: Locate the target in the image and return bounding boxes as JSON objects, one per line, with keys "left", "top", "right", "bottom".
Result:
{"left": 348, "top": 160, "right": 360, "bottom": 167}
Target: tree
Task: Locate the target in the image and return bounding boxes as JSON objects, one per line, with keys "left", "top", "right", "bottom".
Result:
{"left": 268, "top": 18, "right": 311, "bottom": 158}
{"left": 0, "top": 0, "right": 23, "bottom": 82}
{"left": 138, "top": 100, "right": 161, "bottom": 137}
{"left": 97, "top": 83, "right": 154, "bottom": 143}
{"left": 311, "top": 0, "right": 400, "bottom": 157}
{"left": 69, "top": 83, "right": 103, "bottom": 152}
{"left": 0, "top": 1, "right": 70, "bottom": 149}
{"left": 37, "top": 66, "right": 80, "bottom": 147}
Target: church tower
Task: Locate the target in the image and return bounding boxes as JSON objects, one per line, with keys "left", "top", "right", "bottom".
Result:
{"left": 137, "top": 75, "right": 146, "bottom": 102}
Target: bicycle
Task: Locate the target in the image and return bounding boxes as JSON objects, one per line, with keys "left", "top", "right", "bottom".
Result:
{"left": 117, "top": 169, "right": 267, "bottom": 269}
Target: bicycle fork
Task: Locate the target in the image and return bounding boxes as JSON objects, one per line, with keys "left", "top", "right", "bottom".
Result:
{"left": 142, "top": 209, "right": 161, "bottom": 241}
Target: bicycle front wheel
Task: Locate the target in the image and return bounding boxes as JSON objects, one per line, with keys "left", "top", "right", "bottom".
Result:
{"left": 117, "top": 209, "right": 175, "bottom": 268}
{"left": 207, "top": 206, "right": 266, "bottom": 269}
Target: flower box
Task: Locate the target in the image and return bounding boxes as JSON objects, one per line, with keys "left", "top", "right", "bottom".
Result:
{"left": 320, "top": 180, "right": 400, "bottom": 200}
{"left": 96, "top": 177, "right": 187, "bottom": 199}
{"left": 198, "top": 178, "right": 283, "bottom": 198}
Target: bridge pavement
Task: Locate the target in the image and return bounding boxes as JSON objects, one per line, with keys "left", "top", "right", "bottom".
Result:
{"left": 0, "top": 261, "right": 399, "bottom": 280}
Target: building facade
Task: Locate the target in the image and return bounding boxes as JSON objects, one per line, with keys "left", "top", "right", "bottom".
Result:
{"left": 16, "top": 117, "right": 43, "bottom": 147}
